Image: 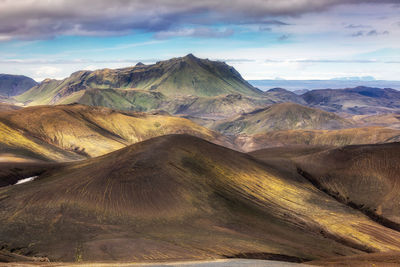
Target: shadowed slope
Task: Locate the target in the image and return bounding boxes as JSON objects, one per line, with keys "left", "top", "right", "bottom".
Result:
{"left": 0, "top": 74, "right": 37, "bottom": 98}
{"left": 0, "top": 104, "right": 232, "bottom": 161}
{"left": 1, "top": 135, "right": 400, "bottom": 262}
{"left": 295, "top": 143, "right": 400, "bottom": 228}
{"left": 214, "top": 103, "right": 353, "bottom": 135}
{"left": 302, "top": 86, "right": 400, "bottom": 115}
{"left": 262, "top": 88, "right": 306, "bottom": 105}
{"left": 0, "top": 103, "right": 22, "bottom": 112}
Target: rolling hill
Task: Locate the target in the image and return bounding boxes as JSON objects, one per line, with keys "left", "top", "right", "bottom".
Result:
{"left": 352, "top": 113, "right": 400, "bottom": 129}
{"left": 0, "top": 104, "right": 231, "bottom": 162}
{"left": 262, "top": 88, "right": 306, "bottom": 105}
{"left": 237, "top": 126, "right": 400, "bottom": 152}
{"left": 213, "top": 103, "right": 353, "bottom": 135}
{"left": 1, "top": 135, "right": 400, "bottom": 262}
{"left": 0, "top": 74, "right": 37, "bottom": 98}
{"left": 302, "top": 86, "right": 400, "bottom": 115}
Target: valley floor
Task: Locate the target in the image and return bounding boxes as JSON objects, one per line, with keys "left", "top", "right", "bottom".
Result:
{"left": 0, "top": 259, "right": 314, "bottom": 267}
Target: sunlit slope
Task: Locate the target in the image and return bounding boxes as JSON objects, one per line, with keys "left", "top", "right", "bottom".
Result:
{"left": 214, "top": 103, "right": 353, "bottom": 135}
{"left": 295, "top": 143, "right": 400, "bottom": 227}
{"left": 0, "top": 104, "right": 231, "bottom": 161}
{"left": 0, "top": 120, "right": 84, "bottom": 162}
{"left": 237, "top": 126, "right": 400, "bottom": 152}
{"left": 15, "top": 78, "right": 63, "bottom": 106}
{"left": 1, "top": 135, "right": 400, "bottom": 262}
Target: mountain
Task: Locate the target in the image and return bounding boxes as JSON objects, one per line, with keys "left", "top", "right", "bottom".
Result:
{"left": 16, "top": 54, "right": 262, "bottom": 107}
{"left": 262, "top": 88, "right": 306, "bottom": 105}
{"left": 0, "top": 104, "right": 232, "bottom": 162}
{"left": 293, "top": 89, "right": 309, "bottom": 95}
{"left": 1, "top": 135, "right": 400, "bottom": 262}
{"left": 302, "top": 86, "right": 400, "bottom": 114}
{"left": 213, "top": 103, "right": 353, "bottom": 135}
{"left": 0, "top": 74, "right": 37, "bottom": 98}
{"left": 237, "top": 126, "right": 400, "bottom": 152}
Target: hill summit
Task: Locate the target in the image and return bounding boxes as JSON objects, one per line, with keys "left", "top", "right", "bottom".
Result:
{"left": 214, "top": 102, "right": 353, "bottom": 135}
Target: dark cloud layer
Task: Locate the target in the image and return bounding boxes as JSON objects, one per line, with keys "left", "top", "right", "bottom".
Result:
{"left": 0, "top": 0, "right": 398, "bottom": 40}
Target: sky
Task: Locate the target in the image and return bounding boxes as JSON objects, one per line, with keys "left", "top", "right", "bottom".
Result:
{"left": 0, "top": 0, "right": 399, "bottom": 81}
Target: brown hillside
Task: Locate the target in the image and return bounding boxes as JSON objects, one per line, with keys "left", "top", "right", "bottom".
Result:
{"left": 0, "top": 104, "right": 232, "bottom": 161}
{"left": 214, "top": 103, "right": 353, "bottom": 135}
{"left": 1, "top": 135, "right": 400, "bottom": 262}
{"left": 236, "top": 126, "right": 400, "bottom": 152}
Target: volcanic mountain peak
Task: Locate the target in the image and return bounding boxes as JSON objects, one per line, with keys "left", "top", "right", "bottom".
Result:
{"left": 16, "top": 54, "right": 262, "bottom": 107}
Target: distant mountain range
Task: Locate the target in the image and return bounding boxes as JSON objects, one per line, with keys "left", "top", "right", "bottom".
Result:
{"left": 250, "top": 79, "right": 400, "bottom": 91}
{"left": 1, "top": 55, "right": 400, "bottom": 147}
{"left": 0, "top": 55, "right": 397, "bottom": 120}
{"left": 303, "top": 86, "right": 400, "bottom": 114}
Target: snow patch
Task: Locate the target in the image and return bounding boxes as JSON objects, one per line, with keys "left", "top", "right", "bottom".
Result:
{"left": 16, "top": 176, "right": 38, "bottom": 185}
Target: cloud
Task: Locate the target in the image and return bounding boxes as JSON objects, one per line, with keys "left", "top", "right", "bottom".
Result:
{"left": 154, "top": 27, "right": 234, "bottom": 39}
{"left": 258, "top": 26, "right": 272, "bottom": 32}
{"left": 278, "top": 34, "right": 290, "bottom": 41}
{"left": 352, "top": 31, "right": 364, "bottom": 37}
{"left": 352, "top": 29, "right": 390, "bottom": 37}
{"left": 263, "top": 59, "right": 400, "bottom": 63}
{"left": 345, "top": 24, "right": 371, "bottom": 29}
{"left": 34, "top": 66, "right": 62, "bottom": 77}
{"left": 367, "top": 30, "right": 389, "bottom": 36}
{"left": 0, "top": 0, "right": 398, "bottom": 40}
{"left": 258, "top": 20, "right": 290, "bottom": 26}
